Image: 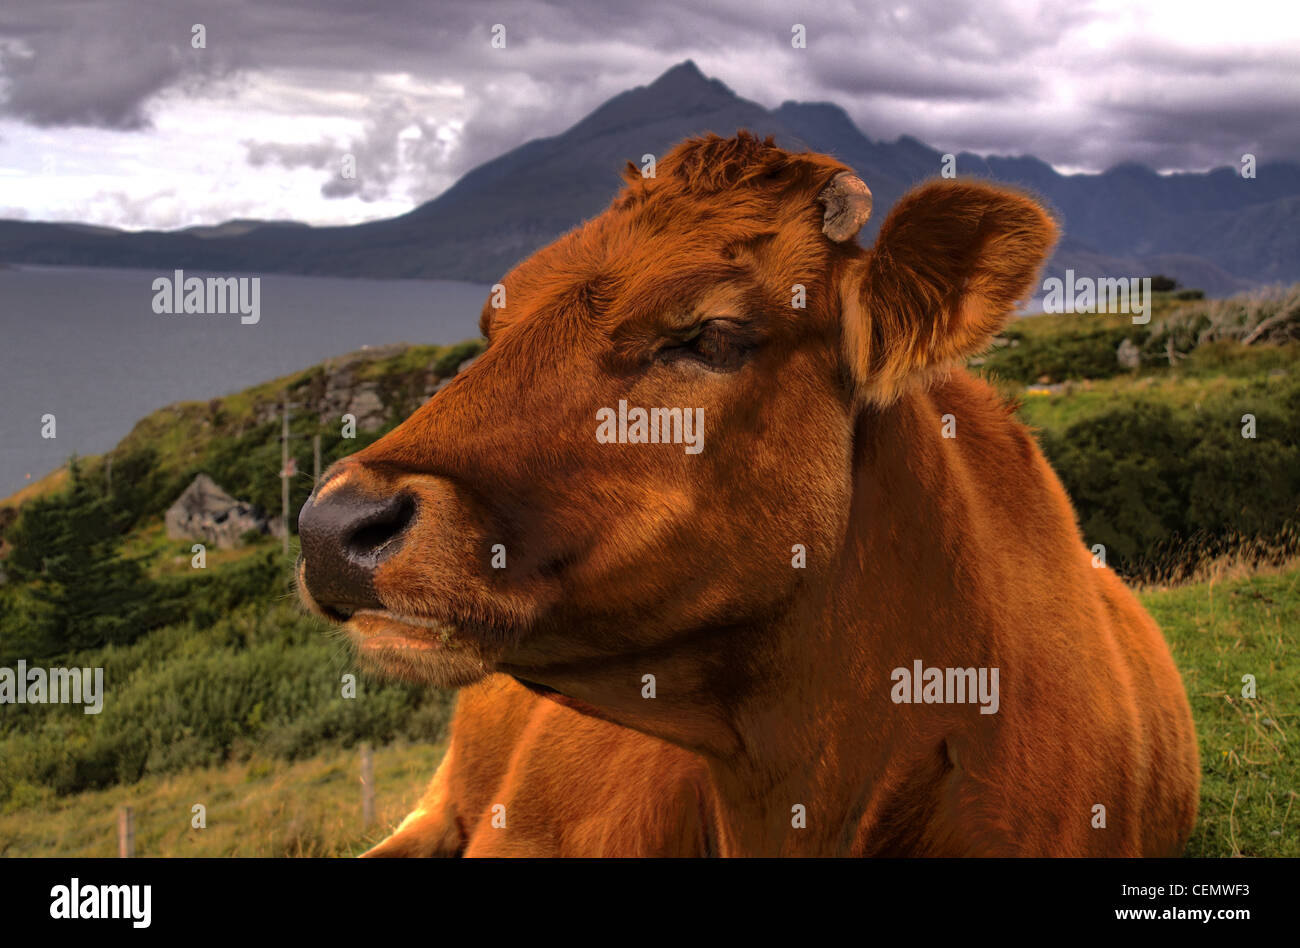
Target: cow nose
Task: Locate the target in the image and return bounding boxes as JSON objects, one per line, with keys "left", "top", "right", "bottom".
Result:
{"left": 298, "top": 481, "right": 415, "bottom": 616}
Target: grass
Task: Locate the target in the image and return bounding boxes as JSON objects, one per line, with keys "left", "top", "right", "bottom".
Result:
{"left": 1144, "top": 562, "right": 1300, "bottom": 857}
{"left": 1011, "top": 358, "right": 1295, "bottom": 432}
{"left": 1, "top": 466, "right": 70, "bottom": 508}
{"left": 0, "top": 740, "right": 446, "bottom": 857}
{"left": 123, "top": 519, "right": 275, "bottom": 577}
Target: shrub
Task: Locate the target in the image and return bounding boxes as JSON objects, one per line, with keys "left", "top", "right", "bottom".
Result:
{"left": 1037, "top": 376, "right": 1300, "bottom": 577}
{"left": 0, "top": 594, "right": 454, "bottom": 802}
{"left": 983, "top": 325, "right": 1147, "bottom": 383}
{"left": 3, "top": 462, "right": 157, "bottom": 661}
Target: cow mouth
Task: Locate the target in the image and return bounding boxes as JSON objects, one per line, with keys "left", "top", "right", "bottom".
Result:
{"left": 340, "top": 608, "right": 503, "bottom": 687}
{"left": 295, "top": 560, "right": 507, "bottom": 686}
{"left": 348, "top": 608, "right": 459, "bottom": 648}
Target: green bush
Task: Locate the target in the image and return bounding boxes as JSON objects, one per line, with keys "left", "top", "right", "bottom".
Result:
{"left": 982, "top": 325, "right": 1147, "bottom": 383}
{"left": 0, "top": 589, "right": 455, "bottom": 803}
{"left": 3, "top": 462, "right": 158, "bottom": 662}
{"left": 1038, "top": 376, "right": 1300, "bottom": 575}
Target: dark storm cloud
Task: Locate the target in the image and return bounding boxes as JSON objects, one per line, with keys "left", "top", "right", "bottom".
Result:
{"left": 0, "top": 31, "right": 184, "bottom": 128}
{"left": 1098, "top": 88, "right": 1300, "bottom": 170}
{"left": 0, "top": 3, "right": 247, "bottom": 128}
{"left": 806, "top": 55, "right": 1030, "bottom": 102}
{"left": 1, "top": 0, "right": 1296, "bottom": 194}
{"left": 784, "top": 0, "right": 1081, "bottom": 102}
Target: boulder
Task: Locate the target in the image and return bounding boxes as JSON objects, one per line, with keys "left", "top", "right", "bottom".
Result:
{"left": 1116, "top": 337, "right": 1141, "bottom": 369}
{"left": 164, "top": 474, "right": 277, "bottom": 549}
{"left": 346, "top": 384, "right": 386, "bottom": 429}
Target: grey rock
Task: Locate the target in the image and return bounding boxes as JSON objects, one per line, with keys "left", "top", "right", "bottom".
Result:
{"left": 346, "top": 384, "right": 386, "bottom": 430}
{"left": 313, "top": 345, "right": 407, "bottom": 428}
{"left": 1116, "top": 337, "right": 1141, "bottom": 369}
{"left": 164, "top": 473, "right": 276, "bottom": 549}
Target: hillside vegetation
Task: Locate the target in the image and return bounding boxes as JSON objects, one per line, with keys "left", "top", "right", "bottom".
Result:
{"left": 977, "top": 285, "right": 1300, "bottom": 581}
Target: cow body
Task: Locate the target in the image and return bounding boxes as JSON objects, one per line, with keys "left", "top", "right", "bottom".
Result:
{"left": 300, "top": 133, "right": 1199, "bottom": 857}
{"left": 365, "top": 675, "right": 715, "bottom": 857}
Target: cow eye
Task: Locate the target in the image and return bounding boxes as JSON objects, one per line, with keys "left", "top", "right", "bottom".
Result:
{"left": 657, "top": 320, "right": 751, "bottom": 371}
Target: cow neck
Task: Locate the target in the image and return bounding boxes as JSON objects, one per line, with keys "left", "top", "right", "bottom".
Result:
{"left": 699, "top": 382, "right": 989, "bottom": 856}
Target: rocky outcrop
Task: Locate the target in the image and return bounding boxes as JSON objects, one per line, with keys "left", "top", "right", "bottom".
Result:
{"left": 247, "top": 343, "right": 484, "bottom": 437}
{"left": 164, "top": 474, "right": 279, "bottom": 548}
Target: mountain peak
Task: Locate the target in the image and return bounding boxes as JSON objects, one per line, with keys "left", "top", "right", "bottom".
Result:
{"left": 652, "top": 59, "right": 704, "bottom": 82}
{"left": 646, "top": 59, "right": 733, "bottom": 100}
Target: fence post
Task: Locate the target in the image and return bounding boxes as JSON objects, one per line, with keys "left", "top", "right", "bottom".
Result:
{"left": 281, "top": 396, "right": 291, "bottom": 556}
{"left": 360, "top": 743, "right": 375, "bottom": 830}
{"left": 117, "top": 805, "right": 134, "bottom": 858}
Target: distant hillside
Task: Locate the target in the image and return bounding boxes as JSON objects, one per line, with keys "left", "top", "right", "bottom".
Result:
{"left": 1, "top": 62, "right": 1297, "bottom": 296}
{"left": 5, "top": 63, "right": 1294, "bottom": 293}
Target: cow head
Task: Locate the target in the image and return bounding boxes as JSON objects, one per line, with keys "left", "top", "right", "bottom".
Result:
{"left": 297, "top": 132, "right": 1056, "bottom": 749}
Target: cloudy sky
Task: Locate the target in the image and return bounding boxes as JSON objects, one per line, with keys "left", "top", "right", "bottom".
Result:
{"left": 1, "top": 0, "right": 1296, "bottom": 230}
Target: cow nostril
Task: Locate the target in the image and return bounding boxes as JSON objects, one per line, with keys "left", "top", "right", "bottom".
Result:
{"left": 345, "top": 493, "right": 416, "bottom": 566}
{"left": 298, "top": 480, "right": 416, "bottom": 616}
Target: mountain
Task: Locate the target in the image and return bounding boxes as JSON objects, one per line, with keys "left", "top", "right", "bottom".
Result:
{"left": 1, "top": 60, "right": 1296, "bottom": 297}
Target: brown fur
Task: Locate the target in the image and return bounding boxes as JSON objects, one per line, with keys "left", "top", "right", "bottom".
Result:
{"left": 365, "top": 676, "right": 715, "bottom": 857}
{"left": 301, "top": 133, "right": 1199, "bottom": 856}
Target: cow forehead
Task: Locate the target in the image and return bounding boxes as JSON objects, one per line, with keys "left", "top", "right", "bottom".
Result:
{"left": 488, "top": 184, "right": 834, "bottom": 337}
{"left": 483, "top": 133, "right": 854, "bottom": 330}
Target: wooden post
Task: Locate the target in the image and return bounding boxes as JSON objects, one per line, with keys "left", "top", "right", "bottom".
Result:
{"left": 117, "top": 805, "right": 134, "bottom": 858}
{"left": 313, "top": 434, "right": 321, "bottom": 486}
{"left": 281, "top": 397, "right": 291, "bottom": 556}
{"left": 360, "top": 743, "right": 375, "bottom": 830}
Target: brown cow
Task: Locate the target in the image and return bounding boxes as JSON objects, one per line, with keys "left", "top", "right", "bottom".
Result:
{"left": 298, "top": 132, "right": 1199, "bottom": 857}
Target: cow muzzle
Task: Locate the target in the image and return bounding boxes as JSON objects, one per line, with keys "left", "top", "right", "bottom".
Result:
{"left": 297, "top": 474, "right": 415, "bottom": 619}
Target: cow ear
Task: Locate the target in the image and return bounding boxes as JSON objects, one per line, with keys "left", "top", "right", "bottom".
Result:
{"left": 840, "top": 179, "right": 1058, "bottom": 406}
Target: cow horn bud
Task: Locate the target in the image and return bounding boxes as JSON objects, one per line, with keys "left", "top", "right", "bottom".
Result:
{"left": 818, "top": 172, "right": 873, "bottom": 242}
